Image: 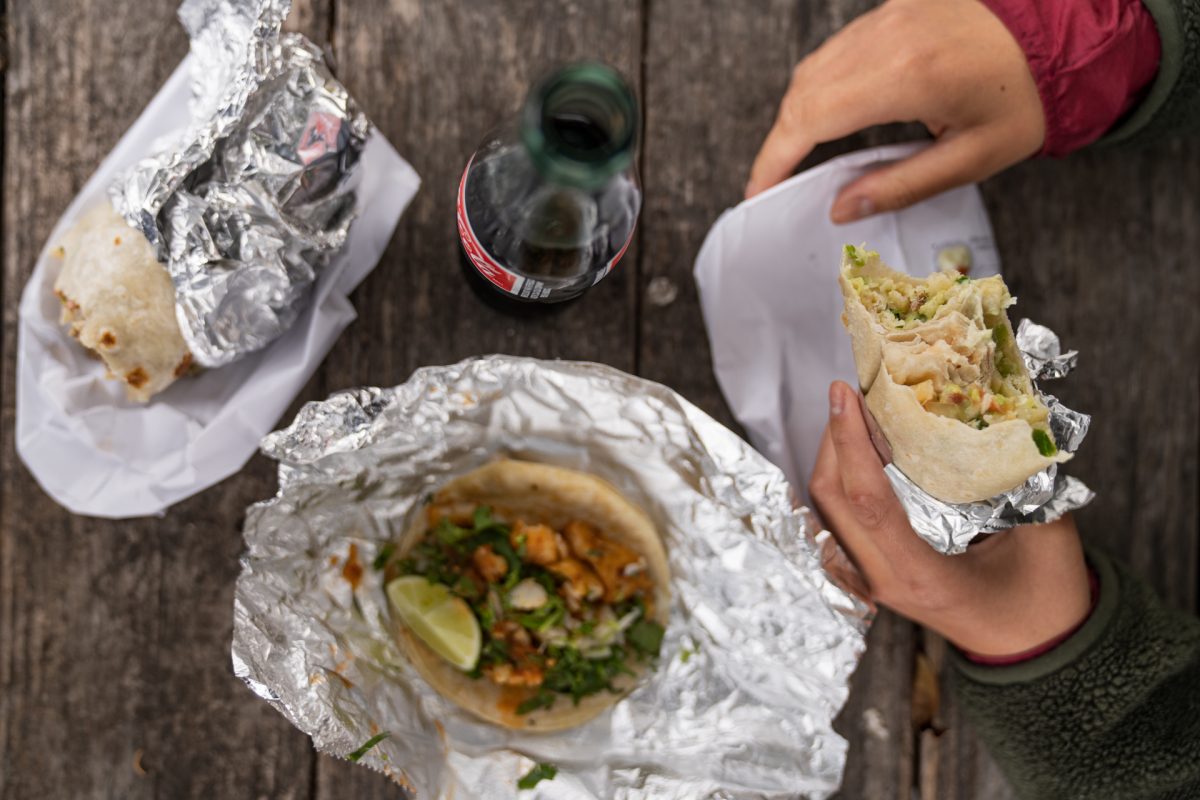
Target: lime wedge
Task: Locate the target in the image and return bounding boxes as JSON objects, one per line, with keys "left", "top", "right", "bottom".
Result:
{"left": 387, "top": 576, "right": 482, "bottom": 671}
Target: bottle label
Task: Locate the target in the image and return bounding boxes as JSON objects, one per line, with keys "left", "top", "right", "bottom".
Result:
{"left": 456, "top": 158, "right": 632, "bottom": 300}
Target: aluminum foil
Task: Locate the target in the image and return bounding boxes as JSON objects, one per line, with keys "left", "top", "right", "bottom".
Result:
{"left": 885, "top": 318, "right": 1093, "bottom": 555}
{"left": 233, "top": 356, "right": 872, "bottom": 799}
{"left": 111, "top": 0, "right": 370, "bottom": 367}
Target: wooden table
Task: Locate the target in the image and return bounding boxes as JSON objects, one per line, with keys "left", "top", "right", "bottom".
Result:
{"left": 2, "top": 1, "right": 1196, "bottom": 797}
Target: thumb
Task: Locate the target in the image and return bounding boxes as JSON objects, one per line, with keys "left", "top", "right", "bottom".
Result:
{"left": 829, "top": 131, "right": 998, "bottom": 224}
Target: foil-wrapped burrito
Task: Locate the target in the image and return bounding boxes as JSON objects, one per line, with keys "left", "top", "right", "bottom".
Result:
{"left": 233, "top": 356, "right": 872, "bottom": 798}
{"left": 50, "top": 0, "right": 368, "bottom": 401}
{"left": 839, "top": 245, "right": 1092, "bottom": 554}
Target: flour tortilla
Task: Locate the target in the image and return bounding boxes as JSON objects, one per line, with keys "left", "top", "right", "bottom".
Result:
{"left": 839, "top": 248, "right": 1068, "bottom": 504}
{"left": 391, "top": 459, "right": 670, "bottom": 732}
{"left": 52, "top": 202, "right": 191, "bottom": 401}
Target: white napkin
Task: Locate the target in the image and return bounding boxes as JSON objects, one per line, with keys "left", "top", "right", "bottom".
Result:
{"left": 694, "top": 143, "right": 999, "bottom": 497}
{"left": 16, "top": 54, "right": 421, "bottom": 519}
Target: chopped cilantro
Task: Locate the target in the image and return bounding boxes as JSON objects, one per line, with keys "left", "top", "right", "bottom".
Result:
{"left": 680, "top": 649, "right": 692, "bottom": 663}
{"left": 1032, "top": 429, "right": 1058, "bottom": 457}
{"left": 435, "top": 518, "right": 471, "bottom": 547}
{"left": 515, "top": 594, "right": 565, "bottom": 632}
{"left": 473, "top": 505, "right": 496, "bottom": 530}
{"left": 347, "top": 731, "right": 390, "bottom": 762}
{"left": 518, "top": 763, "right": 558, "bottom": 790}
{"left": 476, "top": 601, "right": 496, "bottom": 633}
{"left": 452, "top": 574, "right": 481, "bottom": 600}
{"left": 516, "top": 690, "right": 556, "bottom": 715}
{"left": 479, "top": 637, "right": 510, "bottom": 667}
{"left": 371, "top": 543, "right": 395, "bottom": 571}
{"left": 956, "top": 274, "right": 969, "bottom": 284}
{"left": 627, "top": 620, "right": 665, "bottom": 657}
{"left": 973, "top": 419, "right": 989, "bottom": 430}
{"left": 529, "top": 646, "right": 632, "bottom": 709}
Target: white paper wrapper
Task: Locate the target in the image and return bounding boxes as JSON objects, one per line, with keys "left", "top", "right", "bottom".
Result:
{"left": 695, "top": 143, "right": 1001, "bottom": 497}
{"left": 695, "top": 144, "right": 1091, "bottom": 553}
{"left": 15, "top": 55, "right": 420, "bottom": 518}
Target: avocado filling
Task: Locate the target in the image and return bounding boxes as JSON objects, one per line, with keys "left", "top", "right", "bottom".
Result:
{"left": 846, "top": 267, "right": 964, "bottom": 330}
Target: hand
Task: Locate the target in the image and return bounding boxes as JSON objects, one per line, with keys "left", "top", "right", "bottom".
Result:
{"left": 809, "top": 381, "right": 1091, "bottom": 658}
{"left": 745, "top": 0, "right": 1045, "bottom": 223}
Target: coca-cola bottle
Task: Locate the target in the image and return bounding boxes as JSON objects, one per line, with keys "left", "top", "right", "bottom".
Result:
{"left": 457, "top": 62, "right": 641, "bottom": 305}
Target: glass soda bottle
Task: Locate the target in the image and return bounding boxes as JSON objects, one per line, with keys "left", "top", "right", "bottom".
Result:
{"left": 457, "top": 62, "right": 641, "bottom": 304}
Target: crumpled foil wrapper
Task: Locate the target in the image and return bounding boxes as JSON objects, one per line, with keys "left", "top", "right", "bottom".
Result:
{"left": 233, "top": 356, "right": 872, "bottom": 799}
{"left": 885, "top": 319, "right": 1093, "bottom": 555}
{"left": 110, "top": 0, "right": 370, "bottom": 367}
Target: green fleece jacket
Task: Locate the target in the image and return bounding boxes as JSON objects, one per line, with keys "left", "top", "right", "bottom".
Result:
{"left": 951, "top": 551, "right": 1200, "bottom": 799}
{"left": 1103, "top": 0, "right": 1200, "bottom": 146}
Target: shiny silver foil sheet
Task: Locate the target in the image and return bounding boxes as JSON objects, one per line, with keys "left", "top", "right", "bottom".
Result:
{"left": 111, "top": 0, "right": 369, "bottom": 367}
{"left": 233, "top": 356, "right": 872, "bottom": 799}
{"left": 885, "top": 319, "right": 1094, "bottom": 555}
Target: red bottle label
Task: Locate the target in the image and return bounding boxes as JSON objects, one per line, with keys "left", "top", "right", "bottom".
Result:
{"left": 456, "top": 157, "right": 632, "bottom": 300}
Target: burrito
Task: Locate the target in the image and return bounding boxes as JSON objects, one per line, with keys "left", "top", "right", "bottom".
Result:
{"left": 52, "top": 203, "right": 192, "bottom": 401}
{"left": 381, "top": 460, "right": 670, "bottom": 732}
{"left": 839, "top": 245, "right": 1068, "bottom": 504}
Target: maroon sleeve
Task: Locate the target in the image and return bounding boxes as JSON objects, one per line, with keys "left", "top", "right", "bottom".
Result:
{"left": 979, "top": 0, "right": 1163, "bottom": 157}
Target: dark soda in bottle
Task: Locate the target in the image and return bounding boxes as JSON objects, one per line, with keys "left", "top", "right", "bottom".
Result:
{"left": 457, "top": 62, "right": 641, "bottom": 305}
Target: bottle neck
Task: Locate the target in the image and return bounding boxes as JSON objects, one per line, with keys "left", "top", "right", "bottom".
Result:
{"left": 520, "top": 63, "right": 638, "bottom": 191}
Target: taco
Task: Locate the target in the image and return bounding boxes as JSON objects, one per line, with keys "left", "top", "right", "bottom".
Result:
{"left": 838, "top": 245, "right": 1068, "bottom": 504}
{"left": 383, "top": 460, "right": 670, "bottom": 731}
{"left": 52, "top": 202, "right": 192, "bottom": 401}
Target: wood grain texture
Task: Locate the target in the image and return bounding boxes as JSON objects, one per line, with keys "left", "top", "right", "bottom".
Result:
{"left": 0, "top": 2, "right": 330, "bottom": 799}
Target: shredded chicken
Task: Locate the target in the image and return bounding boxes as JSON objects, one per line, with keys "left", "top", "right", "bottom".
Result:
{"left": 472, "top": 544, "right": 508, "bottom": 583}
{"left": 483, "top": 662, "right": 544, "bottom": 688}
{"left": 547, "top": 557, "right": 605, "bottom": 605}
{"left": 563, "top": 520, "right": 652, "bottom": 603}
{"left": 510, "top": 521, "right": 562, "bottom": 565}
{"left": 491, "top": 620, "right": 532, "bottom": 649}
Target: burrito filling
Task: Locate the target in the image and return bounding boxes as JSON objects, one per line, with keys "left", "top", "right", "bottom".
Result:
{"left": 845, "top": 245, "right": 1056, "bottom": 454}
{"left": 386, "top": 504, "right": 664, "bottom": 715}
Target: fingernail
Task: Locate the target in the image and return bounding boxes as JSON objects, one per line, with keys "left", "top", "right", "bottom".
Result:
{"left": 829, "top": 383, "right": 844, "bottom": 416}
{"left": 831, "top": 196, "right": 875, "bottom": 224}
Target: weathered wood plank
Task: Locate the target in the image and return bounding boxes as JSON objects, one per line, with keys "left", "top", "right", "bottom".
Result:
{"left": 639, "top": 2, "right": 928, "bottom": 798}
{"left": 832, "top": 612, "right": 917, "bottom": 800}
{"left": 312, "top": 1, "right": 644, "bottom": 795}
{"left": 0, "top": 2, "right": 331, "bottom": 799}
{"left": 982, "top": 142, "right": 1200, "bottom": 611}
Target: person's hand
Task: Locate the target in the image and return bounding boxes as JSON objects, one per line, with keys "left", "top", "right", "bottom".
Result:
{"left": 745, "top": 0, "right": 1045, "bottom": 223}
{"left": 809, "top": 381, "right": 1091, "bottom": 657}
